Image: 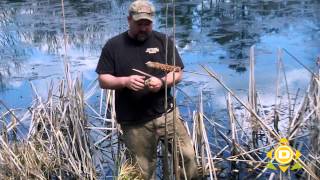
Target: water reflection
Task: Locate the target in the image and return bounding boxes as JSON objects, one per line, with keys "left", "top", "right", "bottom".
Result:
{"left": 0, "top": 0, "right": 319, "bottom": 107}
{"left": 0, "top": 0, "right": 129, "bottom": 94}
{"left": 156, "top": 0, "right": 319, "bottom": 72}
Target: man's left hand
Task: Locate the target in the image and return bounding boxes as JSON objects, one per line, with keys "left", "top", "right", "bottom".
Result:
{"left": 145, "top": 77, "right": 163, "bottom": 92}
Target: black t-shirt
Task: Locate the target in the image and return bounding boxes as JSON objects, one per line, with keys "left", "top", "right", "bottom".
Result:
{"left": 96, "top": 30, "right": 184, "bottom": 124}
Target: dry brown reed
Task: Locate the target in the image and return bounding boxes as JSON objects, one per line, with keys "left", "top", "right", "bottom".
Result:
{"left": 1, "top": 46, "right": 319, "bottom": 180}
{"left": 117, "top": 160, "right": 143, "bottom": 180}
{"left": 0, "top": 79, "right": 96, "bottom": 179}
{"left": 199, "top": 47, "right": 320, "bottom": 179}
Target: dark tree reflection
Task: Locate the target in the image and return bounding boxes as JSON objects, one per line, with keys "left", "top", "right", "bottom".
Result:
{"left": 0, "top": 0, "right": 128, "bottom": 91}
{"left": 0, "top": 0, "right": 319, "bottom": 91}
{"left": 156, "top": 0, "right": 320, "bottom": 72}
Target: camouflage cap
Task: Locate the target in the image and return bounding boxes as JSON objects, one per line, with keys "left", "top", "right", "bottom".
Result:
{"left": 129, "top": 0, "right": 155, "bottom": 22}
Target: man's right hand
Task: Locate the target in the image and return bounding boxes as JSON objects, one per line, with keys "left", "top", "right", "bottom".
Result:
{"left": 125, "top": 75, "right": 146, "bottom": 91}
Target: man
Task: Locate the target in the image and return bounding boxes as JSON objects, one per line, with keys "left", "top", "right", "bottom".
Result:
{"left": 96, "top": 0, "right": 199, "bottom": 179}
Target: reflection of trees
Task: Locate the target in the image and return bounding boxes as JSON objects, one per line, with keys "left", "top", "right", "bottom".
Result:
{"left": 0, "top": 6, "right": 27, "bottom": 91}
{"left": 1, "top": 0, "right": 125, "bottom": 53}
{"left": 0, "top": 0, "right": 128, "bottom": 91}
{"left": 156, "top": 0, "right": 320, "bottom": 73}
{"left": 311, "top": 0, "right": 320, "bottom": 38}
{"left": 208, "top": 0, "right": 319, "bottom": 72}
{"left": 203, "top": 1, "right": 263, "bottom": 72}
{"left": 156, "top": 1, "right": 197, "bottom": 48}
{"left": 0, "top": 0, "right": 319, "bottom": 90}
{"left": 155, "top": 0, "right": 259, "bottom": 72}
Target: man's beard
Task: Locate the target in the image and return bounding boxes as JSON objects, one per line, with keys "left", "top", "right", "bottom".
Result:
{"left": 135, "top": 32, "right": 151, "bottom": 42}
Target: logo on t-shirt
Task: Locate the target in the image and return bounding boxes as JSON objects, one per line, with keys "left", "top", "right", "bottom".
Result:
{"left": 146, "top": 47, "right": 159, "bottom": 54}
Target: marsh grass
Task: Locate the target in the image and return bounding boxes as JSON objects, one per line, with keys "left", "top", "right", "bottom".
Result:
{"left": 0, "top": 48, "right": 319, "bottom": 180}
{"left": 198, "top": 47, "right": 320, "bottom": 179}
{"left": 117, "top": 160, "right": 143, "bottom": 180}
{"left": 0, "top": 79, "right": 96, "bottom": 179}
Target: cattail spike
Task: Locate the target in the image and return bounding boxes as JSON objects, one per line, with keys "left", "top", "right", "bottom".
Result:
{"left": 146, "top": 61, "right": 181, "bottom": 72}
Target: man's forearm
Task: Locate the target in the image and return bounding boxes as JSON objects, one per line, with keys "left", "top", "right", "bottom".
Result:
{"left": 99, "top": 71, "right": 182, "bottom": 90}
{"left": 161, "top": 71, "right": 183, "bottom": 87}
{"left": 98, "top": 74, "right": 127, "bottom": 89}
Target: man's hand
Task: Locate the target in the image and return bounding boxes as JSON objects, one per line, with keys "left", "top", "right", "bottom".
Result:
{"left": 145, "top": 77, "right": 163, "bottom": 92}
{"left": 125, "top": 75, "right": 146, "bottom": 91}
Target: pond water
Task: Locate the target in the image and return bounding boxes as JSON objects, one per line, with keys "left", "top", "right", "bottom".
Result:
{"left": 0, "top": 0, "right": 319, "bottom": 178}
{"left": 0, "top": 0, "right": 319, "bottom": 113}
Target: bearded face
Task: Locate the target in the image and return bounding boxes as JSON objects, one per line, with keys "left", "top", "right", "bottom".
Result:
{"left": 128, "top": 18, "right": 153, "bottom": 42}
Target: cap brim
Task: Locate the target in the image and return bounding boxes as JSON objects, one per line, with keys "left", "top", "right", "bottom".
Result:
{"left": 132, "top": 13, "right": 153, "bottom": 22}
